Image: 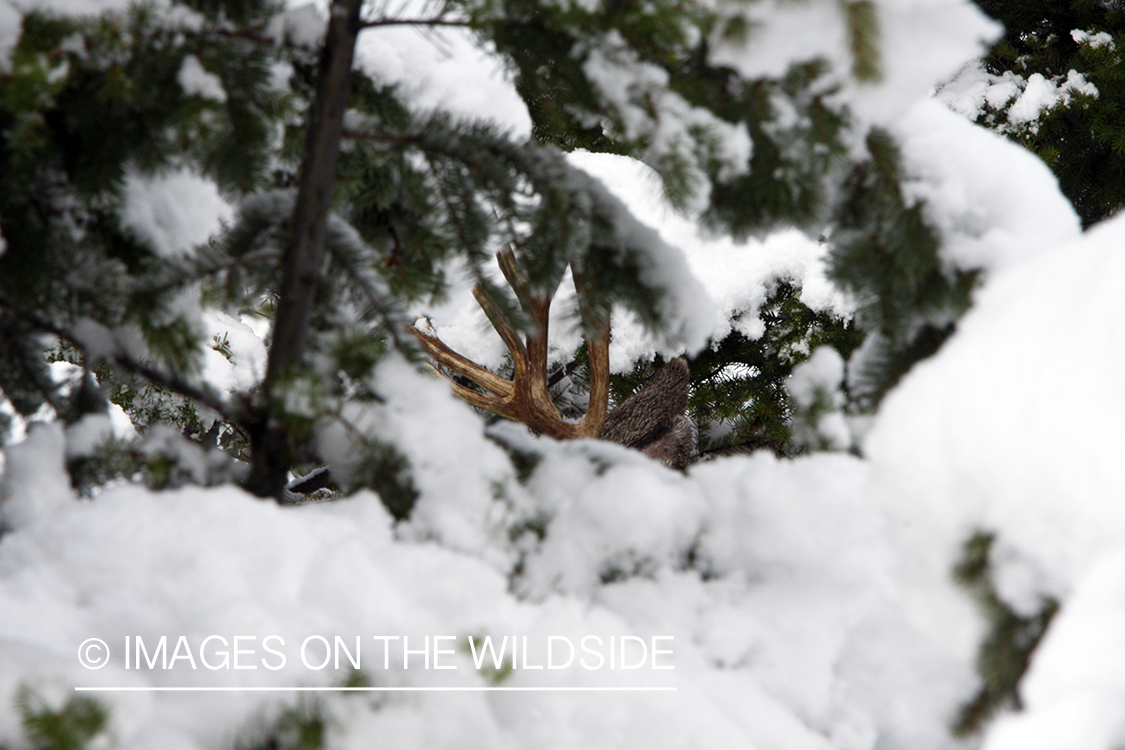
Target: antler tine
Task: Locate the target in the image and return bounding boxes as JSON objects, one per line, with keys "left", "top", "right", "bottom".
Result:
{"left": 490, "top": 243, "right": 564, "bottom": 427}
{"left": 406, "top": 323, "right": 514, "bottom": 401}
{"left": 567, "top": 266, "right": 610, "bottom": 439}
{"left": 470, "top": 283, "right": 527, "bottom": 382}
{"left": 408, "top": 246, "right": 613, "bottom": 441}
{"left": 409, "top": 248, "right": 694, "bottom": 467}
{"left": 496, "top": 246, "right": 532, "bottom": 312}
{"left": 585, "top": 322, "right": 611, "bottom": 432}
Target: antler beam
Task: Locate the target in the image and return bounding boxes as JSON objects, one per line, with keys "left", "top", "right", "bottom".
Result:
{"left": 408, "top": 247, "right": 610, "bottom": 441}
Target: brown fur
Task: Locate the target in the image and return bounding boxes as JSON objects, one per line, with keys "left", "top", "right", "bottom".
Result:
{"left": 601, "top": 359, "right": 695, "bottom": 470}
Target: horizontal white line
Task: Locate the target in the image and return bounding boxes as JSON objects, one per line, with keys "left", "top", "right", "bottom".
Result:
{"left": 74, "top": 686, "right": 677, "bottom": 693}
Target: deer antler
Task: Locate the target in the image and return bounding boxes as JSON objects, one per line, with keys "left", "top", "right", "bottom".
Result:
{"left": 407, "top": 247, "right": 610, "bottom": 441}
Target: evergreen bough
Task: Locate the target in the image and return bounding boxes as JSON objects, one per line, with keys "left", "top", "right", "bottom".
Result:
{"left": 967, "top": 0, "right": 1125, "bottom": 227}
{"left": 0, "top": 0, "right": 960, "bottom": 498}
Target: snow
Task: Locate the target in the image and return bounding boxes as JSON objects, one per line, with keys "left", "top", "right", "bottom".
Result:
{"left": 176, "top": 55, "right": 227, "bottom": 103}
{"left": 568, "top": 150, "right": 853, "bottom": 327}
{"left": 356, "top": 23, "right": 532, "bottom": 136}
{"left": 1071, "top": 28, "right": 1115, "bottom": 51}
{"left": 317, "top": 354, "right": 524, "bottom": 561}
{"left": 708, "top": 0, "right": 1000, "bottom": 128}
{"left": 1003, "top": 72, "right": 1098, "bottom": 130}
{"left": 0, "top": 422, "right": 71, "bottom": 530}
{"left": 2, "top": 409, "right": 980, "bottom": 749}
{"left": 413, "top": 154, "right": 728, "bottom": 373}
{"left": 860, "top": 210, "right": 1125, "bottom": 747}
{"left": 1062, "top": 70, "right": 1099, "bottom": 99}
{"left": 983, "top": 549, "right": 1125, "bottom": 750}
{"left": 120, "top": 168, "right": 232, "bottom": 259}
{"left": 571, "top": 165, "right": 719, "bottom": 355}
{"left": 267, "top": 2, "right": 327, "bottom": 48}
{"left": 894, "top": 99, "right": 1082, "bottom": 271}
{"left": 865, "top": 210, "right": 1125, "bottom": 604}
{"left": 789, "top": 347, "right": 844, "bottom": 411}
{"left": 422, "top": 151, "right": 853, "bottom": 375}
{"left": 4, "top": 151, "right": 1125, "bottom": 750}
{"left": 853, "top": 0, "right": 1000, "bottom": 125}
{"left": 4, "top": 0, "right": 1125, "bottom": 747}
{"left": 579, "top": 30, "right": 752, "bottom": 211}
{"left": 937, "top": 62, "right": 1022, "bottom": 120}
{"left": 64, "top": 413, "right": 115, "bottom": 458}
{"left": 0, "top": 1, "right": 17, "bottom": 73}
{"left": 0, "top": 0, "right": 203, "bottom": 70}
{"left": 938, "top": 63, "right": 1099, "bottom": 135}
{"left": 201, "top": 311, "right": 268, "bottom": 395}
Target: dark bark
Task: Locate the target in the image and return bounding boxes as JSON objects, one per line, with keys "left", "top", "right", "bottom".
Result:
{"left": 244, "top": 0, "right": 364, "bottom": 499}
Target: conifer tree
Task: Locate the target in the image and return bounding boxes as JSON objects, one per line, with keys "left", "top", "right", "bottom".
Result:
{"left": 827, "top": 130, "right": 978, "bottom": 411}
{"left": 0, "top": 0, "right": 951, "bottom": 499}
{"left": 960, "top": 0, "right": 1125, "bottom": 227}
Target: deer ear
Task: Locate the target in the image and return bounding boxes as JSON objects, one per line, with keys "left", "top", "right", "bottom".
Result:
{"left": 640, "top": 415, "right": 696, "bottom": 470}
{"left": 602, "top": 358, "right": 691, "bottom": 451}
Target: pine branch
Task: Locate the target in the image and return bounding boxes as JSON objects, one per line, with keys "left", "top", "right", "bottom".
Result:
{"left": 134, "top": 248, "right": 282, "bottom": 300}
{"left": 0, "top": 293, "right": 235, "bottom": 423}
{"left": 286, "top": 466, "right": 334, "bottom": 494}
{"left": 321, "top": 221, "right": 410, "bottom": 350}
{"left": 360, "top": 17, "right": 470, "bottom": 28}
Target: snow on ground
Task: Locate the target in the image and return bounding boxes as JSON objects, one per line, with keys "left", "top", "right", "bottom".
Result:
{"left": 3, "top": 0, "right": 1125, "bottom": 748}
{"left": 0, "top": 378, "right": 974, "bottom": 750}
{"left": 4, "top": 211, "right": 1124, "bottom": 750}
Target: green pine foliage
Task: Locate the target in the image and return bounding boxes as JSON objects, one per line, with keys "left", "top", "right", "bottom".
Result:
{"left": 4, "top": 685, "right": 110, "bottom": 750}
{"left": 481, "top": 0, "right": 733, "bottom": 209}
{"left": 968, "top": 0, "right": 1125, "bottom": 227}
{"left": 952, "top": 532, "right": 1059, "bottom": 737}
{"left": 689, "top": 282, "right": 859, "bottom": 457}
{"left": 558, "top": 278, "right": 860, "bottom": 460}
{"left": 828, "top": 130, "right": 978, "bottom": 411}
{"left": 231, "top": 672, "right": 372, "bottom": 750}
{"left": 843, "top": 0, "right": 882, "bottom": 83}
{"left": 700, "top": 60, "right": 851, "bottom": 237}
{"left": 480, "top": 0, "right": 854, "bottom": 225}
{"left": 0, "top": 0, "right": 292, "bottom": 434}
{"left": 581, "top": 279, "right": 861, "bottom": 461}
{"left": 233, "top": 699, "right": 327, "bottom": 750}
{"left": 0, "top": 0, "right": 962, "bottom": 497}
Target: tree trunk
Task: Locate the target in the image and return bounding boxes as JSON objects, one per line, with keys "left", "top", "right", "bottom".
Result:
{"left": 244, "top": 0, "right": 364, "bottom": 499}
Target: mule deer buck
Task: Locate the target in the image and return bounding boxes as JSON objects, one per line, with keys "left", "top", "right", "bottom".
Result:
{"left": 408, "top": 247, "right": 695, "bottom": 470}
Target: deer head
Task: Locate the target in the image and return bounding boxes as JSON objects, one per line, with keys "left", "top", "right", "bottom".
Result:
{"left": 408, "top": 247, "right": 695, "bottom": 469}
